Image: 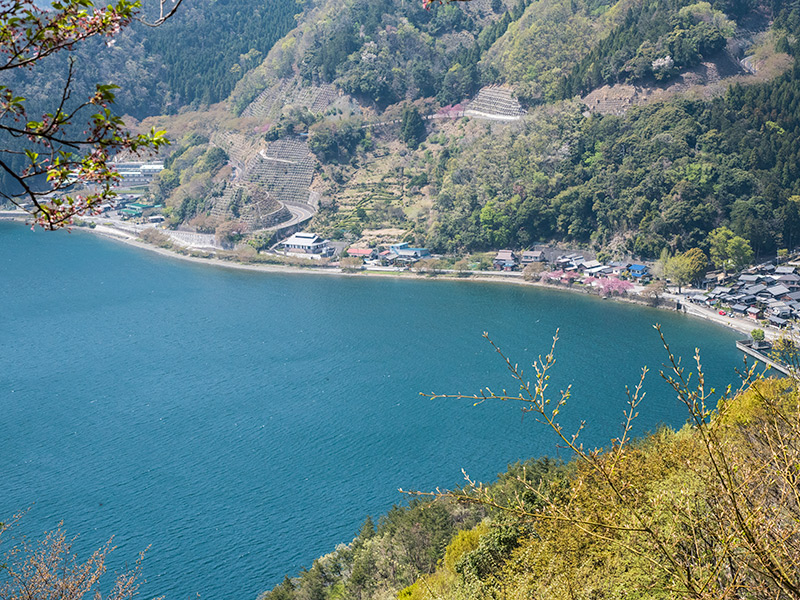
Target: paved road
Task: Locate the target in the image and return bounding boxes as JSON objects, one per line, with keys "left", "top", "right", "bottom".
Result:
{"left": 463, "top": 109, "right": 523, "bottom": 122}
{"left": 264, "top": 202, "right": 315, "bottom": 231}
{"left": 79, "top": 215, "right": 221, "bottom": 249}
{"left": 665, "top": 291, "right": 794, "bottom": 342}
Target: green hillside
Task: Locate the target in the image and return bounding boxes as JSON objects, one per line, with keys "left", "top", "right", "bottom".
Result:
{"left": 427, "top": 43, "right": 800, "bottom": 257}
{"left": 260, "top": 356, "right": 800, "bottom": 600}
{"left": 133, "top": 0, "right": 800, "bottom": 263}
{"left": 142, "top": 0, "right": 298, "bottom": 108}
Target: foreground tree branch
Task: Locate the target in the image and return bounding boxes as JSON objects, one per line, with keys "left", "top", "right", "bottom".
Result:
{"left": 0, "top": 518, "right": 160, "bottom": 600}
{"left": 407, "top": 328, "right": 800, "bottom": 598}
{"left": 0, "top": 0, "right": 171, "bottom": 229}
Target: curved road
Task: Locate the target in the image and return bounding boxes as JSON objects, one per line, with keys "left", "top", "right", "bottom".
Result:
{"left": 265, "top": 202, "right": 315, "bottom": 231}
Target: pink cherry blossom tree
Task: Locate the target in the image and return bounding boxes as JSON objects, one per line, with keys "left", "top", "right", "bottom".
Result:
{"left": 599, "top": 277, "right": 634, "bottom": 296}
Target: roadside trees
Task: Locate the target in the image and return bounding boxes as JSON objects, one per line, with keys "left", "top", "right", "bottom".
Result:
{"left": 522, "top": 262, "right": 545, "bottom": 281}
{"left": 728, "top": 235, "right": 755, "bottom": 271}
{"left": 642, "top": 279, "right": 667, "bottom": 305}
{"left": 412, "top": 258, "right": 443, "bottom": 275}
{"left": 400, "top": 105, "right": 426, "bottom": 150}
{"left": 340, "top": 256, "right": 364, "bottom": 272}
{"left": 664, "top": 254, "right": 692, "bottom": 292}
{"left": 453, "top": 258, "right": 471, "bottom": 277}
{"left": 708, "top": 227, "right": 754, "bottom": 273}
{"left": 709, "top": 226, "right": 735, "bottom": 271}
{"left": 215, "top": 220, "right": 246, "bottom": 249}
{"left": 682, "top": 247, "right": 707, "bottom": 284}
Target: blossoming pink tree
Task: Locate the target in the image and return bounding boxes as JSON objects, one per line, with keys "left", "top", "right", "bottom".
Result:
{"left": 599, "top": 277, "right": 634, "bottom": 296}
{"left": 540, "top": 269, "right": 564, "bottom": 282}
{"left": 0, "top": 0, "right": 181, "bottom": 229}
{"left": 561, "top": 271, "right": 580, "bottom": 285}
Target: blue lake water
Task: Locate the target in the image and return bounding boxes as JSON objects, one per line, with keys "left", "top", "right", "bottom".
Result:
{"left": 0, "top": 222, "right": 744, "bottom": 599}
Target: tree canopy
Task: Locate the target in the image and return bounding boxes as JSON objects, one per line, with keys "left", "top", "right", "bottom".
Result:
{"left": 664, "top": 247, "right": 707, "bottom": 290}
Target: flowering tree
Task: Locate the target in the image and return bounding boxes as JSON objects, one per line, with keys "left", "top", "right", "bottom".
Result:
{"left": 540, "top": 269, "right": 564, "bottom": 282}
{"left": 0, "top": 519, "right": 156, "bottom": 600}
{"left": 561, "top": 270, "right": 580, "bottom": 284}
{"left": 598, "top": 276, "right": 633, "bottom": 296}
{"left": 0, "top": 0, "right": 181, "bottom": 229}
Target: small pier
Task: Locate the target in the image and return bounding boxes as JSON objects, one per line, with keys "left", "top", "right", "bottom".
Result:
{"left": 736, "top": 339, "right": 792, "bottom": 376}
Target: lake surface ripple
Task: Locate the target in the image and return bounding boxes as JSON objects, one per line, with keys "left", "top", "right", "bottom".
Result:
{"left": 0, "top": 223, "right": 743, "bottom": 599}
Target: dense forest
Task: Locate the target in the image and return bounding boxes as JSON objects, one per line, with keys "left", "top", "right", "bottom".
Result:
{"left": 423, "top": 4, "right": 800, "bottom": 258}
{"left": 0, "top": 0, "right": 300, "bottom": 119}
{"left": 560, "top": 0, "right": 737, "bottom": 97}
{"left": 293, "top": 0, "right": 530, "bottom": 107}
{"left": 143, "top": 0, "right": 298, "bottom": 108}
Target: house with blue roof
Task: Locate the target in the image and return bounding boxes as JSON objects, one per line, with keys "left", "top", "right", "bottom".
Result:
{"left": 387, "top": 242, "right": 431, "bottom": 263}
{"left": 628, "top": 264, "right": 650, "bottom": 280}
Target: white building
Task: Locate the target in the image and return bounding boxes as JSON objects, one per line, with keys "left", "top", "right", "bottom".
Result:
{"left": 113, "top": 161, "right": 165, "bottom": 187}
{"left": 280, "top": 232, "right": 332, "bottom": 256}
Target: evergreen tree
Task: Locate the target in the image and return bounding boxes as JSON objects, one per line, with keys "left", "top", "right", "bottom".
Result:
{"left": 400, "top": 106, "right": 427, "bottom": 150}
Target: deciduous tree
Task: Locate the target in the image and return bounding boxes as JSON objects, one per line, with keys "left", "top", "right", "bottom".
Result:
{"left": 641, "top": 279, "right": 667, "bottom": 305}
{"left": 708, "top": 227, "right": 754, "bottom": 272}
{"left": 522, "top": 262, "right": 545, "bottom": 281}
{"left": 0, "top": 0, "right": 177, "bottom": 229}
{"left": 708, "top": 226, "right": 735, "bottom": 271}
{"left": 0, "top": 520, "right": 156, "bottom": 600}
{"left": 340, "top": 256, "right": 364, "bottom": 271}
{"left": 415, "top": 329, "right": 800, "bottom": 599}
{"left": 728, "top": 234, "right": 754, "bottom": 271}
{"left": 664, "top": 253, "right": 692, "bottom": 292}
{"left": 665, "top": 247, "right": 707, "bottom": 291}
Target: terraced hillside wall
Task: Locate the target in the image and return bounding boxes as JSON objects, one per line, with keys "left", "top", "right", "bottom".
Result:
{"left": 465, "top": 85, "right": 526, "bottom": 120}
{"left": 241, "top": 78, "right": 338, "bottom": 119}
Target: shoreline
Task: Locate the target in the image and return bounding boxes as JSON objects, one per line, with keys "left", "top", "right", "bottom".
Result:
{"left": 1, "top": 214, "right": 782, "bottom": 342}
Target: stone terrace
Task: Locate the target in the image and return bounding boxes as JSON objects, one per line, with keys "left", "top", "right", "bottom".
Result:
{"left": 465, "top": 85, "right": 527, "bottom": 120}
{"left": 242, "top": 79, "right": 338, "bottom": 119}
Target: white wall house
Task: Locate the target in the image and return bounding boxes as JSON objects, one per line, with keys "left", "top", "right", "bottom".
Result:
{"left": 280, "top": 232, "right": 332, "bottom": 256}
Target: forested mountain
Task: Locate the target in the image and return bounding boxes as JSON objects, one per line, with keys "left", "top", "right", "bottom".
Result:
{"left": 227, "top": 0, "right": 527, "bottom": 114}
{"left": 560, "top": 0, "right": 738, "bottom": 97}
{"left": 130, "top": 0, "right": 800, "bottom": 261}
{"left": 0, "top": 0, "right": 300, "bottom": 120}
{"left": 427, "top": 47, "right": 800, "bottom": 257}
{"left": 8, "top": 0, "right": 800, "bottom": 259}
{"left": 142, "top": 0, "right": 298, "bottom": 109}
{"left": 0, "top": 0, "right": 300, "bottom": 196}
{"left": 479, "top": 0, "right": 621, "bottom": 103}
